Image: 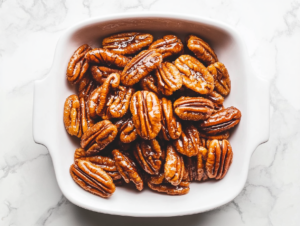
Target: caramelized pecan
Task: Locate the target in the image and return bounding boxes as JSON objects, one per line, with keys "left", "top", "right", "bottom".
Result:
{"left": 130, "top": 91, "right": 162, "bottom": 140}
{"left": 140, "top": 74, "right": 160, "bottom": 95}
{"left": 199, "top": 106, "right": 242, "bottom": 135}
{"left": 187, "top": 35, "right": 218, "bottom": 65}
{"left": 79, "top": 97, "right": 95, "bottom": 134}
{"left": 148, "top": 181, "right": 190, "bottom": 195}
{"left": 205, "top": 91, "right": 224, "bottom": 106}
{"left": 70, "top": 160, "right": 115, "bottom": 198}
{"left": 66, "top": 44, "right": 92, "bottom": 84}
{"left": 175, "top": 55, "right": 214, "bottom": 94}
{"left": 121, "top": 50, "right": 162, "bottom": 86}
{"left": 102, "top": 32, "right": 153, "bottom": 55}
{"left": 207, "top": 62, "right": 231, "bottom": 96}
{"left": 78, "top": 75, "right": 98, "bottom": 101}
{"left": 63, "top": 95, "right": 82, "bottom": 137}
{"left": 90, "top": 66, "right": 122, "bottom": 84}
{"left": 149, "top": 35, "right": 183, "bottom": 58}
{"left": 174, "top": 97, "right": 214, "bottom": 121}
{"left": 198, "top": 131, "right": 230, "bottom": 140}
{"left": 115, "top": 116, "right": 138, "bottom": 143}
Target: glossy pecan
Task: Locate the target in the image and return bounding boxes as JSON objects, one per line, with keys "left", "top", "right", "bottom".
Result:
{"left": 121, "top": 50, "right": 162, "bottom": 86}
{"left": 70, "top": 159, "right": 115, "bottom": 198}
{"left": 102, "top": 32, "right": 153, "bottom": 55}
{"left": 90, "top": 66, "right": 122, "bottom": 84}
{"left": 175, "top": 55, "right": 214, "bottom": 94}
{"left": 160, "top": 97, "right": 182, "bottom": 140}
{"left": 207, "top": 62, "right": 231, "bottom": 96}
{"left": 115, "top": 116, "right": 138, "bottom": 143}
{"left": 187, "top": 35, "right": 218, "bottom": 66}
{"left": 86, "top": 48, "right": 130, "bottom": 68}
{"left": 173, "top": 125, "right": 202, "bottom": 157}
{"left": 140, "top": 74, "right": 160, "bottom": 96}
{"left": 198, "top": 131, "right": 230, "bottom": 140}
{"left": 78, "top": 74, "right": 98, "bottom": 101}
{"left": 199, "top": 106, "right": 242, "bottom": 135}
{"left": 148, "top": 181, "right": 190, "bottom": 195}
{"left": 204, "top": 91, "right": 224, "bottom": 106}
{"left": 79, "top": 97, "right": 95, "bottom": 134}
{"left": 164, "top": 144, "right": 184, "bottom": 186}
{"left": 155, "top": 62, "right": 182, "bottom": 96}
{"left": 80, "top": 120, "right": 118, "bottom": 156}
{"left": 63, "top": 95, "right": 82, "bottom": 137}
{"left": 174, "top": 97, "right": 214, "bottom": 121}
{"left": 112, "top": 149, "right": 144, "bottom": 191}
{"left": 148, "top": 35, "right": 183, "bottom": 59}
{"left": 133, "top": 139, "right": 163, "bottom": 175}
{"left": 130, "top": 91, "right": 162, "bottom": 140}
{"left": 66, "top": 44, "right": 92, "bottom": 84}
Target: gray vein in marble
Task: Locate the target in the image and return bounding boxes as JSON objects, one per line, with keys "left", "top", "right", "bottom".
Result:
{"left": 1, "top": 201, "right": 17, "bottom": 221}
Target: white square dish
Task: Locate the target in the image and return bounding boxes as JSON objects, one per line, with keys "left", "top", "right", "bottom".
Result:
{"left": 33, "top": 13, "right": 270, "bottom": 217}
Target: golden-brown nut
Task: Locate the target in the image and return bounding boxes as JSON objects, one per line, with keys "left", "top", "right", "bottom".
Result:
{"left": 63, "top": 94, "right": 82, "bottom": 137}
{"left": 130, "top": 91, "right": 162, "bottom": 140}
{"left": 207, "top": 62, "right": 231, "bottom": 96}
{"left": 78, "top": 75, "right": 98, "bottom": 101}
{"left": 205, "top": 90, "right": 224, "bottom": 106}
{"left": 175, "top": 55, "right": 214, "bottom": 94}
{"left": 198, "top": 131, "right": 230, "bottom": 140}
{"left": 79, "top": 97, "right": 95, "bottom": 134}
{"left": 199, "top": 106, "right": 242, "bottom": 135}
{"left": 148, "top": 181, "right": 190, "bottom": 195}
{"left": 140, "top": 74, "right": 160, "bottom": 96}
{"left": 70, "top": 159, "right": 115, "bottom": 198}
{"left": 90, "top": 66, "right": 122, "bottom": 84}
{"left": 102, "top": 32, "right": 153, "bottom": 55}
{"left": 164, "top": 144, "right": 184, "bottom": 186}
{"left": 174, "top": 97, "right": 214, "bottom": 121}
{"left": 215, "top": 140, "right": 233, "bottom": 180}
{"left": 66, "top": 44, "right": 92, "bottom": 84}
{"left": 187, "top": 35, "right": 218, "bottom": 65}
{"left": 160, "top": 97, "right": 182, "bottom": 140}
{"left": 115, "top": 116, "right": 138, "bottom": 143}
{"left": 133, "top": 139, "right": 163, "bottom": 175}
{"left": 112, "top": 149, "right": 144, "bottom": 191}
{"left": 85, "top": 48, "right": 130, "bottom": 68}
{"left": 121, "top": 50, "right": 163, "bottom": 86}
{"left": 149, "top": 35, "right": 184, "bottom": 58}
{"left": 155, "top": 62, "right": 182, "bottom": 96}
{"left": 173, "top": 125, "right": 201, "bottom": 157}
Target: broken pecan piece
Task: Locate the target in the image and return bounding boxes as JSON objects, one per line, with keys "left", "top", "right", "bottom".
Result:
{"left": 121, "top": 50, "right": 162, "bottom": 86}
{"left": 187, "top": 35, "right": 218, "bottom": 65}
{"left": 66, "top": 44, "right": 92, "bottom": 84}
{"left": 115, "top": 116, "right": 138, "bottom": 143}
{"left": 175, "top": 55, "right": 214, "bottom": 94}
{"left": 149, "top": 35, "right": 183, "bottom": 58}
{"left": 207, "top": 62, "right": 231, "bottom": 96}
{"left": 70, "top": 159, "right": 115, "bottom": 198}
{"left": 102, "top": 32, "right": 153, "bottom": 55}
{"left": 90, "top": 66, "right": 122, "bottom": 84}
{"left": 148, "top": 181, "right": 190, "bottom": 195}
{"left": 174, "top": 97, "right": 214, "bottom": 121}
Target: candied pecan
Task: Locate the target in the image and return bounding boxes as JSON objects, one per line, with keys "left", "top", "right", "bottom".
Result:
{"left": 78, "top": 75, "right": 98, "bottom": 101}
{"left": 115, "top": 116, "right": 138, "bottom": 143}
{"left": 112, "top": 149, "right": 144, "bottom": 191}
{"left": 80, "top": 120, "right": 118, "bottom": 155}
{"left": 133, "top": 139, "right": 163, "bottom": 175}
{"left": 175, "top": 55, "right": 214, "bottom": 94}
{"left": 63, "top": 95, "right": 82, "bottom": 137}
{"left": 79, "top": 97, "right": 95, "bottom": 134}
{"left": 199, "top": 106, "right": 242, "bottom": 135}
{"left": 90, "top": 66, "right": 122, "bottom": 84}
{"left": 204, "top": 91, "right": 224, "bottom": 106}
{"left": 148, "top": 181, "right": 190, "bottom": 195}
{"left": 86, "top": 48, "right": 130, "bottom": 68}
{"left": 148, "top": 170, "right": 165, "bottom": 185}
{"left": 102, "top": 32, "right": 153, "bottom": 55}
{"left": 66, "top": 44, "right": 91, "bottom": 84}
{"left": 155, "top": 62, "right": 182, "bottom": 96}
{"left": 130, "top": 91, "right": 162, "bottom": 140}
{"left": 187, "top": 35, "right": 218, "bottom": 66}
{"left": 70, "top": 160, "right": 115, "bottom": 198}
{"left": 164, "top": 144, "right": 184, "bottom": 186}
{"left": 215, "top": 139, "right": 233, "bottom": 180}
{"left": 174, "top": 97, "right": 214, "bottom": 121}
{"left": 207, "top": 62, "right": 231, "bottom": 96}
{"left": 121, "top": 50, "right": 162, "bottom": 86}
{"left": 160, "top": 97, "right": 182, "bottom": 140}
{"left": 140, "top": 74, "right": 160, "bottom": 95}
{"left": 149, "top": 35, "right": 184, "bottom": 58}
{"left": 173, "top": 125, "right": 201, "bottom": 157}
{"left": 198, "top": 131, "right": 230, "bottom": 140}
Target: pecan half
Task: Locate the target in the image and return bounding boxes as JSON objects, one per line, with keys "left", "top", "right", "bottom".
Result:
{"left": 149, "top": 35, "right": 183, "bottom": 58}
{"left": 160, "top": 97, "right": 182, "bottom": 140}
{"left": 112, "top": 149, "right": 144, "bottom": 191}
{"left": 205, "top": 91, "right": 224, "bottom": 106}
{"left": 121, "top": 50, "right": 162, "bottom": 86}
{"left": 133, "top": 139, "right": 163, "bottom": 175}
{"left": 140, "top": 74, "right": 160, "bottom": 96}
{"left": 164, "top": 144, "right": 184, "bottom": 186}
{"left": 174, "top": 97, "right": 214, "bottom": 121}
{"left": 70, "top": 160, "right": 115, "bottom": 198}
{"left": 130, "top": 91, "right": 162, "bottom": 140}
{"left": 207, "top": 62, "right": 231, "bottom": 96}
{"left": 102, "top": 32, "right": 153, "bottom": 55}
{"left": 80, "top": 97, "right": 95, "bottom": 134}
{"left": 80, "top": 120, "right": 118, "bottom": 155}
{"left": 199, "top": 106, "right": 242, "bottom": 135}
{"left": 78, "top": 74, "right": 98, "bottom": 101}
{"left": 198, "top": 131, "right": 230, "bottom": 140}
{"left": 175, "top": 55, "right": 214, "bottom": 94}
{"left": 173, "top": 125, "right": 201, "bottom": 157}
{"left": 187, "top": 35, "right": 218, "bottom": 66}
{"left": 148, "top": 181, "right": 190, "bottom": 195}
{"left": 66, "top": 44, "right": 92, "bottom": 84}
{"left": 63, "top": 95, "right": 82, "bottom": 137}
{"left": 115, "top": 116, "right": 138, "bottom": 143}
{"left": 155, "top": 62, "right": 182, "bottom": 96}
{"left": 90, "top": 66, "right": 122, "bottom": 84}
{"left": 85, "top": 48, "right": 130, "bottom": 68}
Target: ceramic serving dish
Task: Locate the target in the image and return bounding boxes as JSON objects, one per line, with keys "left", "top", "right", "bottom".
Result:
{"left": 33, "top": 12, "right": 270, "bottom": 217}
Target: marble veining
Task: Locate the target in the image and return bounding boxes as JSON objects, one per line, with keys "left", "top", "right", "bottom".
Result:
{"left": 1, "top": 0, "right": 300, "bottom": 225}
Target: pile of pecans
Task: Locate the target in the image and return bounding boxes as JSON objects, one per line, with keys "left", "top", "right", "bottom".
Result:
{"left": 64, "top": 32, "right": 241, "bottom": 198}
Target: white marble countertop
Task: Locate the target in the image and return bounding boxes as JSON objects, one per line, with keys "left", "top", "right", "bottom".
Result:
{"left": 1, "top": 0, "right": 300, "bottom": 225}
